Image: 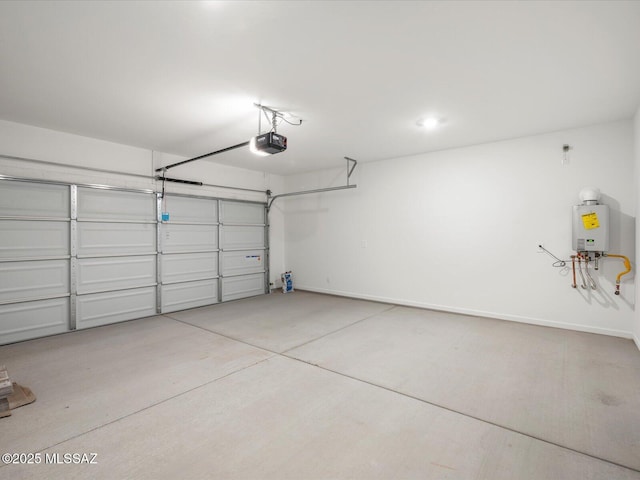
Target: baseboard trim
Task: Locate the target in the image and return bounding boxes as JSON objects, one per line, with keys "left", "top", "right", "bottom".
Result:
{"left": 296, "top": 285, "right": 635, "bottom": 340}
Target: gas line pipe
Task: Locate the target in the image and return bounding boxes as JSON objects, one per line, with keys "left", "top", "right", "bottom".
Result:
{"left": 604, "top": 254, "right": 632, "bottom": 295}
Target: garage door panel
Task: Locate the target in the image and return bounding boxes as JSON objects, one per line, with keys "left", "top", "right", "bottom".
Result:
{"left": 77, "top": 256, "right": 156, "bottom": 294}
{"left": 0, "top": 220, "right": 69, "bottom": 258}
{"left": 161, "top": 279, "right": 218, "bottom": 313}
{"left": 161, "top": 253, "right": 217, "bottom": 284}
{"left": 219, "top": 201, "right": 267, "bottom": 303}
{"left": 221, "top": 273, "right": 265, "bottom": 302}
{"left": 220, "top": 201, "right": 264, "bottom": 224}
{"left": 161, "top": 224, "right": 218, "bottom": 253}
{"left": 0, "top": 298, "right": 69, "bottom": 345}
{"left": 163, "top": 196, "right": 217, "bottom": 223}
{"left": 0, "top": 181, "right": 69, "bottom": 218}
{"left": 77, "top": 222, "right": 156, "bottom": 256}
{"left": 78, "top": 188, "right": 155, "bottom": 222}
{"left": 221, "top": 225, "right": 264, "bottom": 250}
{"left": 76, "top": 287, "right": 156, "bottom": 329}
{"left": 221, "top": 250, "right": 265, "bottom": 277}
{"left": 0, "top": 179, "right": 269, "bottom": 344}
{"left": 0, "top": 259, "right": 69, "bottom": 302}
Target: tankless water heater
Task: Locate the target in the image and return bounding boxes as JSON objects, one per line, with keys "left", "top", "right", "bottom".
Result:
{"left": 572, "top": 203, "right": 609, "bottom": 252}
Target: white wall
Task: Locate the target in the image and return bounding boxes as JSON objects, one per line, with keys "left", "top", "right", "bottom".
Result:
{"left": 283, "top": 120, "right": 636, "bottom": 338}
{"left": 0, "top": 119, "right": 285, "bottom": 287}
{"left": 1, "top": 118, "right": 635, "bottom": 336}
{"left": 634, "top": 107, "right": 640, "bottom": 348}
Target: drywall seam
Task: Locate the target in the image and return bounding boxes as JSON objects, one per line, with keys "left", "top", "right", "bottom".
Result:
{"left": 296, "top": 285, "right": 634, "bottom": 340}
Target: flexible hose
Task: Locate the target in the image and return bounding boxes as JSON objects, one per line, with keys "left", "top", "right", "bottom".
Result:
{"left": 605, "top": 254, "right": 632, "bottom": 295}
{"left": 577, "top": 255, "right": 587, "bottom": 289}
{"left": 584, "top": 256, "right": 597, "bottom": 290}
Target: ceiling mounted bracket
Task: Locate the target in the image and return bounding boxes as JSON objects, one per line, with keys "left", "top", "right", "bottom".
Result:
{"left": 345, "top": 156, "right": 357, "bottom": 186}
{"left": 267, "top": 156, "right": 358, "bottom": 211}
{"left": 254, "top": 103, "right": 303, "bottom": 133}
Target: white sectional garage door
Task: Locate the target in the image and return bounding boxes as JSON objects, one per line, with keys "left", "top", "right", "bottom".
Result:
{"left": 75, "top": 187, "right": 157, "bottom": 329}
{"left": 220, "top": 200, "right": 268, "bottom": 301}
{"left": 0, "top": 178, "right": 269, "bottom": 345}
{"left": 0, "top": 180, "right": 71, "bottom": 344}
{"left": 159, "top": 195, "right": 219, "bottom": 313}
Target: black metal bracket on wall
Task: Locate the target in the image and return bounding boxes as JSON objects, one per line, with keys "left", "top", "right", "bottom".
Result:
{"left": 156, "top": 176, "right": 203, "bottom": 186}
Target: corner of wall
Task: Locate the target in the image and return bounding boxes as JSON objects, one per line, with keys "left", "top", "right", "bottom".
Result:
{"left": 635, "top": 105, "right": 640, "bottom": 351}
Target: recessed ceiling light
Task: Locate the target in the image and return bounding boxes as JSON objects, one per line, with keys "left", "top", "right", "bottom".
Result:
{"left": 417, "top": 116, "right": 441, "bottom": 130}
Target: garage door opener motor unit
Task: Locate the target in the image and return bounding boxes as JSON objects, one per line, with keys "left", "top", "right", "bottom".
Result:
{"left": 251, "top": 132, "right": 287, "bottom": 155}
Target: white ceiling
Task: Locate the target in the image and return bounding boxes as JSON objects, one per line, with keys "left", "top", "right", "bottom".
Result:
{"left": 1, "top": 1, "right": 639, "bottom": 176}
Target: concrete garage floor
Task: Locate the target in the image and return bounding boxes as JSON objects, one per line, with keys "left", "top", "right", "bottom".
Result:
{"left": 1, "top": 291, "right": 639, "bottom": 479}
